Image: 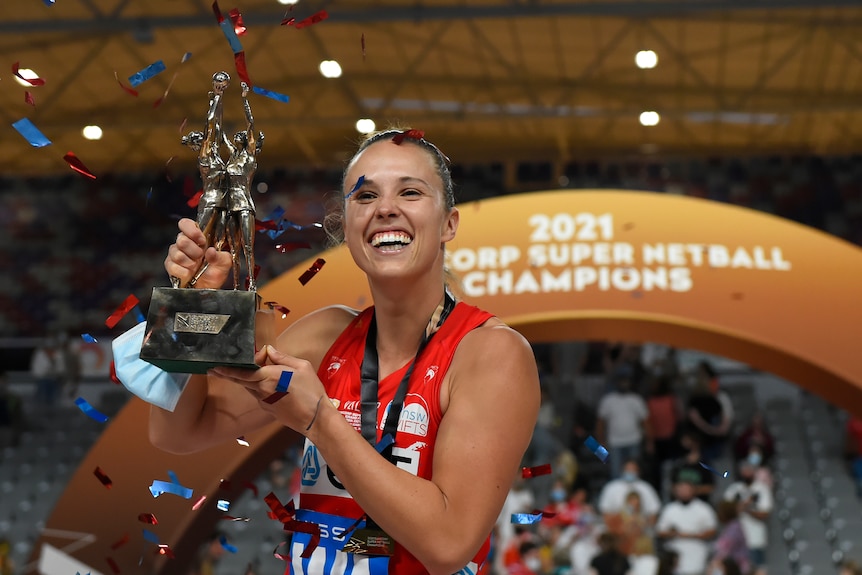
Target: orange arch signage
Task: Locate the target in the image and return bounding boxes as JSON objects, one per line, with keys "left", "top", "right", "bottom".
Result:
{"left": 37, "top": 190, "right": 862, "bottom": 575}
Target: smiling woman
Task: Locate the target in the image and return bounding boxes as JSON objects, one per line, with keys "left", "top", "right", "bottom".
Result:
{"left": 138, "top": 129, "right": 541, "bottom": 575}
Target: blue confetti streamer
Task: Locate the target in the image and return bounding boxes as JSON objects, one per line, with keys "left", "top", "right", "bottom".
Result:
{"left": 699, "top": 461, "right": 729, "bottom": 478}
{"left": 12, "top": 118, "right": 52, "bottom": 147}
{"left": 511, "top": 512, "right": 543, "bottom": 524}
{"left": 167, "top": 470, "right": 181, "bottom": 485}
{"left": 81, "top": 334, "right": 97, "bottom": 343}
{"left": 219, "top": 535, "right": 238, "bottom": 553}
{"left": 133, "top": 305, "right": 146, "bottom": 324}
{"left": 217, "top": 499, "right": 230, "bottom": 512}
{"left": 375, "top": 434, "right": 394, "bottom": 453}
{"left": 142, "top": 529, "right": 160, "bottom": 545}
{"left": 181, "top": 52, "right": 193, "bottom": 63}
{"left": 345, "top": 175, "right": 365, "bottom": 199}
{"left": 219, "top": 20, "right": 244, "bottom": 54}
{"left": 43, "top": 0, "right": 56, "bottom": 5}
{"left": 276, "top": 370, "right": 293, "bottom": 393}
{"left": 251, "top": 86, "right": 290, "bottom": 103}
{"left": 149, "top": 479, "right": 193, "bottom": 499}
{"left": 74, "top": 397, "right": 109, "bottom": 423}
{"left": 128, "top": 60, "right": 166, "bottom": 88}
{"left": 584, "top": 435, "right": 609, "bottom": 463}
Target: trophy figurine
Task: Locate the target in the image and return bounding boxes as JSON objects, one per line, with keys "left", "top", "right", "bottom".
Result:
{"left": 139, "top": 72, "right": 266, "bottom": 374}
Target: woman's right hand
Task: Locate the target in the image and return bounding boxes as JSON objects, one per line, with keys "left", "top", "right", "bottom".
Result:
{"left": 164, "top": 218, "right": 232, "bottom": 289}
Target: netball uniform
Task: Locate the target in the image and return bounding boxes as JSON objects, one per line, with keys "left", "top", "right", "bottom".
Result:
{"left": 290, "top": 301, "right": 493, "bottom": 575}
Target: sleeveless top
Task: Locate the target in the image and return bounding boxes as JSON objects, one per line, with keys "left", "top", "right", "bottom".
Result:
{"left": 291, "top": 302, "right": 494, "bottom": 575}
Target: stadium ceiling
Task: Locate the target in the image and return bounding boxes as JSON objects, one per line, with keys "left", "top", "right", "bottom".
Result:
{"left": 3, "top": 0, "right": 862, "bottom": 177}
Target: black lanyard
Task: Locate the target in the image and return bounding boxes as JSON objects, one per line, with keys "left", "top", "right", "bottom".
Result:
{"left": 359, "top": 291, "right": 456, "bottom": 457}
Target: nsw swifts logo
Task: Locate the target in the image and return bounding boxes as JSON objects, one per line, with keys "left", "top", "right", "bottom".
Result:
{"left": 380, "top": 394, "right": 431, "bottom": 437}
{"left": 326, "top": 356, "right": 346, "bottom": 379}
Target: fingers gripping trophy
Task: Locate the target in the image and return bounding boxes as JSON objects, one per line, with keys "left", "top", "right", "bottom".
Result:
{"left": 140, "top": 72, "right": 267, "bottom": 374}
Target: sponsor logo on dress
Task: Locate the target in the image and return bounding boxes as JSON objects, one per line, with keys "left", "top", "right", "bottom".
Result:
{"left": 423, "top": 365, "right": 439, "bottom": 385}
{"left": 326, "top": 356, "right": 345, "bottom": 379}
{"left": 301, "top": 444, "right": 321, "bottom": 486}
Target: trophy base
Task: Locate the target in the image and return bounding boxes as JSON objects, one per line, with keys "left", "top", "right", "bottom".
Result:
{"left": 140, "top": 287, "right": 261, "bottom": 374}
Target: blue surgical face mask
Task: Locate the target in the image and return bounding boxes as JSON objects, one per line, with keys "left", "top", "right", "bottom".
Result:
{"left": 748, "top": 452, "right": 763, "bottom": 467}
{"left": 622, "top": 472, "right": 638, "bottom": 483}
{"left": 551, "top": 488, "right": 567, "bottom": 503}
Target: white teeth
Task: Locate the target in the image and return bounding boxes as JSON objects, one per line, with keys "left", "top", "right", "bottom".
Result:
{"left": 371, "top": 232, "right": 413, "bottom": 247}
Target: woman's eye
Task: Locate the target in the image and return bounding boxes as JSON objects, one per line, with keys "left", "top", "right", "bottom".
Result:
{"left": 402, "top": 188, "right": 421, "bottom": 196}
{"left": 355, "top": 191, "right": 376, "bottom": 200}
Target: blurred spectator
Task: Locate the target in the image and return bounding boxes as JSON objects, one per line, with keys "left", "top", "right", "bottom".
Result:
{"left": 598, "top": 460, "right": 661, "bottom": 526}
{"left": 723, "top": 460, "right": 773, "bottom": 572}
{"left": 685, "top": 366, "right": 729, "bottom": 462}
{"left": 844, "top": 414, "right": 862, "bottom": 496}
{"left": 588, "top": 533, "right": 631, "bottom": 575}
{"left": 30, "top": 335, "right": 65, "bottom": 407}
{"left": 710, "top": 557, "right": 744, "bottom": 575}
{"left": 506, "top": 540, "right": 543, "bottom": 575}
{"left": 0, "top": 371, "right": 24, "bottom": 447}
{"left": 840, "top": 559, "right": 862, "bottom": 575}
{"left": 543, "top": 479, "right": 592, "bottom": 528}
{"left": 497, "top": 479, "right": 537, "bottom": 572}
{"left": 603, "top": 343, "right": 645, "bottom": 391}
{"left": 656, "top": 475, "right": 718, "bottom": 575}
{"left": 0, "top": 538, "right": 14, "bottom": 575}
{"left": 604, "top": 491, "right": 656, "bottom": 575}
{"left": 186, "top": 531, "right": 227, "bottom": 575}
{"left": 670, "top": 431, "right": 716, "bottom": 502}
{"left": 733, "top": 412, "right": 775, "bottom": 464}
{"left": 655, "top": 549, "right": 679, "bottom": 575}
{"left": 645, "top": 375, "right": 683, "bottom": 491}
{"left": 61, "top": 333, "right": 82, "bottom": 399}
{"left": 710, "top": 500, "right": 750, "bottom": 574}
{"left": 596, "top": 373, "right": 652, "bottom": 479}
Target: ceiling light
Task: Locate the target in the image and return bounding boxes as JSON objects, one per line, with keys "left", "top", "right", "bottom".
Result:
{"left": 355, "top": 118, "right": 376, "bottom": 134}
{"left": 82, "top": 125, "right": 103, "bottom": 140}
{"left": 277, "top": 0, "right": 299, "bottom": 4}
{"left": 13, "top": 68, "right": 40, "bottom": 87}
{"left": 639, "top": 111, "right": 660, "bottom": 127}
{"left": 635, "top": 50, "right": 658, "bottom": 70}
{"left": 318, "top": 60, "right": 342, "bottom": 79}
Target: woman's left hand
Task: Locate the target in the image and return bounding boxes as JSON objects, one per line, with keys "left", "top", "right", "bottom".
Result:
{"left": 210, "top": 345, "right": 327, "bottom": 434}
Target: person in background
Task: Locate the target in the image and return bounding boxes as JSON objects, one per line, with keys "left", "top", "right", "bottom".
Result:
{"left": 0, "top": 538, "right": 15, "bottom": 575}
{"left": 654, "top": 550, "right": 679, "bottom": 575}
{"left": 588, "top": 532, "right": 631, "bottom": 575}
{"left": 723, "top": 459, "right": 773, "bottom": 572}
{"left": 597, "top": 460, "right": 662, "bottom": 526}
{"left": 604, "top": 491, "right": 656, "bottom": 575}
{"left": 30, "top": 335, "right": 64, "bottom": 407}
{"left": 839, "top": 559, "right": 862, "bottom": 575}
{"left": 656, "top": 475, "right": 718, "bottom": 575}
{"left": 187, "top": 531, "right": 227, "bottom": 575}
{"left": 0, "top": 371, "right": 24, "bottom": 448}
{"left": 596, "top": 372, "right": 652, "bottom": 479}
{"left": 645, "top": 375, "right": 683, "bottom": 492}
{"left": 685, "top": 366, "right": 729, "bottom": 463}
{"left": 710, "top": 499, "right": 750, "bottom": 575}
{"left": 670, "top": 431, "right": 716, "bottom": 502}
{"left": 506, "top": 539, "right": 543, "bottom": 575}
{"left": 733, "top": 411, "right": 775, "bottom": 464}
{"left": 844, "top": 414, "right": 862, "bottom": 496}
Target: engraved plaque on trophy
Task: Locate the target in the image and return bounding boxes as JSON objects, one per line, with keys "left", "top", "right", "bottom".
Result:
{"left": 140, "top": 72, "right": 266, "bottom": 374}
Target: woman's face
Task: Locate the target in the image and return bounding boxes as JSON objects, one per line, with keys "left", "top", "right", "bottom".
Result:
{"left": 342, "top": 141, "right": 458, "bottom": 282}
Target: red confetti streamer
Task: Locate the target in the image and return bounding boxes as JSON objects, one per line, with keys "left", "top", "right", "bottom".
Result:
{"left": 361, "top": 33, "right": 366, "bottom": 59}
{"left": 94, "top": 466, "right": 113, "bottom": 488}
{"left": 187, "top": 190, "right": 204, "bottom": 208}
{"left": 262, "top": 391, "right": 288, "bottom": 404}
{"left": 236, "top": 436, "right": 249, "bottom": 446}
{"left": 192, "top": 495, "right": 207, "bottom": 510}
{"left": 283, "top": 520, "right": 321, "bottom": 558}
{"left": 153, "top": 71, "right": 180, "bottom": 108}
{"left": 392, "top": 129, "right": 425, "bottom": 144}
{"left": 263, "top": 492, "right": 294, "bottom": 523}
{"left": 138, "top": 513, "right": 158, "bottom": 525}
{"left": 12, "top": 61, "right": 45, "bottom": 86}
{"left": 221, "top": 516, "right": 251, "bottom": 522}
{"left": 110, "top": 534, "right": 130, "bottom": 550}
{"left": 293, "top": 10, "right": 329, "bottom": 29}
{"left": 228, "top": 8, "right": 247, "bottom": 36}
{"left": 105, "top": 294, "right": 140, "bottom": 329}
{"left": 298, "top": 258, "right": 325, "bottom": 286}
{"left": 280, "top": 16, "right": 295, "bottom": 26}
{"left": 24, "top": 91, "right": 36, "bottom": 107}
{"left": 522, "top": 463, "right": 552, "bottom": 478}
{"left": 157, "top": 545, "right": 175, "bottom": 559}
{"left": 165, "top": 156, "right": 176, "bottom": 183}
{"left": 273, "top": 541, "right": 290, "bottom": 561}
{"left": 63, "top": 151, "right": 96, "bottom": 179}
{"left": 113, "top": 70, "right": 139, "bottom": 97}
{"left": 109, "top": 361, "right": 121, "bottom": 385}
{"left": 234, "top": 51, "right": 252, "bottom": 87}
{"left": 275, "top": 242, "right": 311, "bottom": 253}
{"left": 178, "top": 117, "right": 188, "bottom": 133}
{"left": 106, "top": 557, "right": 120, "bottom": 574}
{"left": 211, "top": 0, "right": 225, "bottom": 23}
{"left": 264, "top": 301, "right": 290, "bottom": 318}
{"left": 255, "top": 219, "right": 279, "bottom": 231}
